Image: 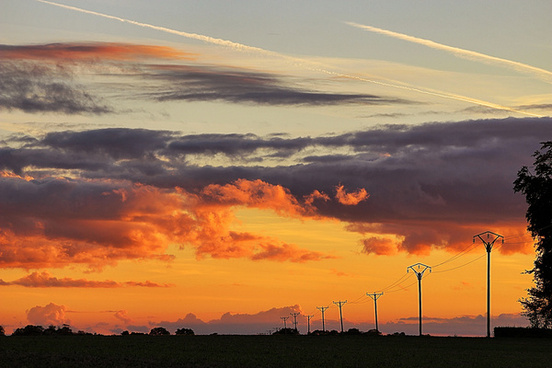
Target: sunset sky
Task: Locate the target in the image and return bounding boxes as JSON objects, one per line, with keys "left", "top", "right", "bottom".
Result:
{"left": 1, "top": 0, "right": 551, "bottom": 336}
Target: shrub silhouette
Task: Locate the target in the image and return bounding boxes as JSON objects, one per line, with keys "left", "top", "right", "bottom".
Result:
{"left": 175, "top": 328, "right": 195, "bottom": 335}
{"left": 11, "top": 324, "right": 74, "bottom": 336}
{"left": 272, "top": 328, "right": 299, "bottom": 335}
{"left": 12, "top": 325, "right": 45, "bottom": 336}
{"left": 149, "top": 327, "right": 170, "bottom": 336}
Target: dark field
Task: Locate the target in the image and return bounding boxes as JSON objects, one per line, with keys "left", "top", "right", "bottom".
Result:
{"left": 1, "top": 335, "right": 551, "bottom": 368}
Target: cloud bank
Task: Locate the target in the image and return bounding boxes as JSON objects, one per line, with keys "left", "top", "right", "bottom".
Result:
{"left": 1, "top": 117, "right": 549, "bottom": 269}
{"left": 0, "top": 42, "right": 413, "bottom": 115}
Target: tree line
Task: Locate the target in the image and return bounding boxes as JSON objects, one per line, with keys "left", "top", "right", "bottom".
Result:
{"left": 0, "top": 324, "right": 195, "bottom": 336}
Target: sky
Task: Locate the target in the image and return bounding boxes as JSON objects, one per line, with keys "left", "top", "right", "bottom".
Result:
{"left": 0, "top": 0, "right": 551, "bottom": 336}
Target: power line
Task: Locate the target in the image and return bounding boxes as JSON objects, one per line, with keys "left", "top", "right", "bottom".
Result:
{"left": 383, "top": 278, "right": 419, "bottom": 293}
{"left": 379, "top": 272, "right": 412, "bottom": 292}
{"left": 348, "top": 292, "right": 370, "bottom": 304}
{"left": 432, "top": 242, "right": 478, "bottom": 268}
{"left": 432, "top": 253, "right": 486, "bottom": 273}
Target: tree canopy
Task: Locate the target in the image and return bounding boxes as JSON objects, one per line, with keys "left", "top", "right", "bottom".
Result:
{"left": 514, "top": 141, "right": 552, "bottom": 328}
{"left": 149, "top": 327, "right": 170, "bottom": 336}
{"left": 175, "top": 328, "right": 194, "bottom": 336}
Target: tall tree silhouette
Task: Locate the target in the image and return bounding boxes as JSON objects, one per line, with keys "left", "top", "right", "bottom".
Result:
{"left": 514, "top": 141, "right": 552, "bottom": 328}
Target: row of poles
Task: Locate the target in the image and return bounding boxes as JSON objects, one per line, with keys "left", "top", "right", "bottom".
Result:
{"left": 280, "top": 231, "right": 504, "bottom": 337}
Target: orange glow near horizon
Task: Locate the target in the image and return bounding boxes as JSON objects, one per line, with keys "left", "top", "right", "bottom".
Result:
{"left": 0, "top": 204, "right": 536, "bottom": 336}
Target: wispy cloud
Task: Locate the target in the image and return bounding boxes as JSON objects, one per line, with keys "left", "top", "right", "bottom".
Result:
{"left": 347, "top": 22, "right": 552, "bottom": 84}
{"left": 34, "top": 1, "right": 538, "bottom": 115}
{"left": 0, "top": 43, "right": 193, "bottom": 61}
{"left": 0, "top": 271, "right": 172, "bottom": 288}
{"left": 1, "top": 42, "right": 414, "bottom": 110}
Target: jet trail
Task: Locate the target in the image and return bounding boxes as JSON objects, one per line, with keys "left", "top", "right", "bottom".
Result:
{"left": 35, "top": 0, "right": 541, "bottom": 117}
{"left": 36, "top": 0, "right": 276, "bottom": 56}
{"left": 347, "top": 22, "right": 552, "bottom": 84}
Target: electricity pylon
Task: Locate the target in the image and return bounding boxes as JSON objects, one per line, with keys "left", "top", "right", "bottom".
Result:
{"left": 316, "top": 306, "right": 329, "bottom": 332}
{"left": 474, "top": 231, "right": 504, "bottom": 338}
{"left": 333, "top": 300, "right": 348, "bottom": 333}
{"left": 280, "top": 316, "right": 289, "bottom": 329}
{"left": 407, "top": 263, "right": 431, "bottom": 336}
{"left": 306, "top": 314, "right": 314, "bottom": 334}
{"left": 290, "top": 312, "right": 301, "bottom": 332}
{"left": 367, "top": 292, "right": 383, "bottom": 332}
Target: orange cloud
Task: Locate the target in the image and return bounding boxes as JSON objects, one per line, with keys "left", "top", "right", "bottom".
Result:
{"left": 201, "top": 179, "right": 312, "bottom": 218}
{"left": 114, "top": 310, "right": 132, "bottom": 324}
{"left": 0, "top": 271, "right": 172, "bottom": 288}
{"left": 0, "top": 176, "right": 341, "bottom": 269}
{"left": 0, "top": 43, "right": 194, "bottom": 61}
{"left": 251, "top": 243, "right": 336, "bottom": 262}
{"left": 304, "top": 190, "right": 330, "bottom": 206}
{"left": 349, "top": 220, "right": 533, "bottom": 256}
{"left": 361, "top": 237, "right": 397, "bottom": 255}
{"left": 27, "top": 303, "right": 69, "bottom": 326}
{"left": 335, "top": 184, "right": 369, "bottom": 205}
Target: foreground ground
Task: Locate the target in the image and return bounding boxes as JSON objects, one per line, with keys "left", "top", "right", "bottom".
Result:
{"left": 1, "top": 334, "right": 551, "bottom": 367}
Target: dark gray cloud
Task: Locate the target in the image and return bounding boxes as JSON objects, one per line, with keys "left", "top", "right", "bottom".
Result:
{"left": 137, "top": 64, "right": 416, "bottom": 106}
{"left": 516, "top": 103, "right": 552, "bottom": 111}
{"left": 0, "top": 62, "right": 111, "bottom": 114}
{"left": 2, "top": 117, "right": 550, "bottom": 255}
{"left": 42, "top": 128, "right": 173, "bottom": 159}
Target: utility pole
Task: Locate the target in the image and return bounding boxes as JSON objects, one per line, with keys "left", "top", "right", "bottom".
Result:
{"left": 407, "top": 263, "right": 431, "bottom": 336}
{"left": 290, "top": 312, "right": 300, "bottom": 333}
{"left": 316, "top": 306, "right": 329, "bottom": 332}
{"left": 280, "top": 316, "right": 289, "bottom": 330}
{"left": 333, "top": 300, "right": 348, "bottom": 333}
{"left": 367, "top": 292, "right": 383, "bottom": 332}
{"left": 474, "top": 231, "right": 504, "bottom": 338}
{"left": 306, "top": 314, "right": 314, "bottom": 334}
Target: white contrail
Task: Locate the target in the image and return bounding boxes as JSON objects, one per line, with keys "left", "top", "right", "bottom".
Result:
{"left": 36, "top": 0, "right": 276, "bottom": 56}
{"left": 347, "top": 21, "right": 552, "bottom": 84}
{"left": 35, "top": 0, "right": 542, "bottom": 117}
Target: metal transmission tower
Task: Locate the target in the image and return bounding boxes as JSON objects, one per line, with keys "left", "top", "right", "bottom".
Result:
{"left": 306, "top": 314, "right": 314, "bottom": 334}
{"left": 333, "top": 300, "right": 348, "bottom": 333}
{"left": 290, "top": 312, "right": 300, "bottom": 332}
{"left": 407, "top": 263, "right": 431, "bottom": 336}
{"left": 473, "top": 231, "right": 504, "bottom": 338}
{"left": 366, "top": 292, "right": 383, "bottom": 332}
{"left": 316, "top": 306, "right": 329, "bottom": 332}
{"left": 280, "top": 316, "right": 289, "bottom": 330}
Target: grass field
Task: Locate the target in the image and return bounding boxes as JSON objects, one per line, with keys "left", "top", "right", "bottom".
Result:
{"left": 1, "top": 334, "right": 551, "bottom": 368}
